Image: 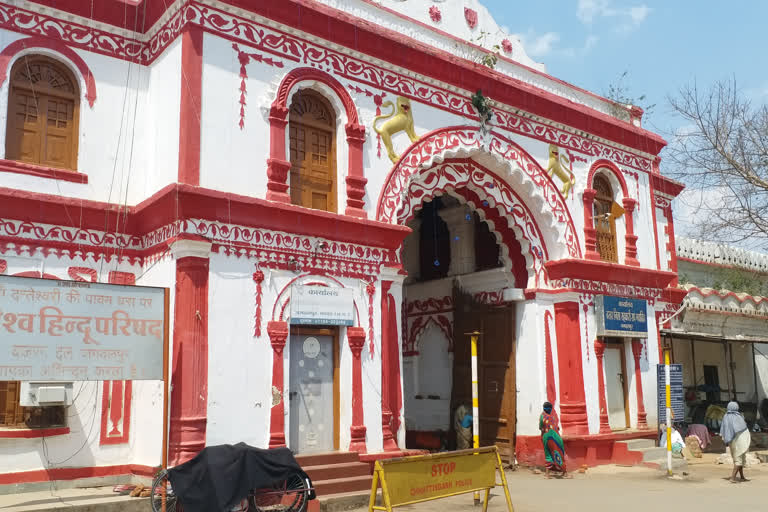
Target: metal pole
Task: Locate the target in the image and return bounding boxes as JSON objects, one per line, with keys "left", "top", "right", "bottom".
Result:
{"left": 470, "top": 331, "right": 481, "bottom": 506}
{"left": 162, "top": 289, "right": 170, "bottom": 512}
{"left": 664, "top": 346, "right": 672, "bottom": 476}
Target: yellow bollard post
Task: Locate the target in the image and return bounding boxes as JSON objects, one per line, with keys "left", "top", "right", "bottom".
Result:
{"left": 470, "top": 331, "right": 481, "bottom": 506}
{"left": 664, "top": 347, "right": 672, "bottom": 476}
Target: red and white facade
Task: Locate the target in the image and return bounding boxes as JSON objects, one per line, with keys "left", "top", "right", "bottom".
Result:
{"left": 0, "top": 0, "right": 687, "bottom": 487}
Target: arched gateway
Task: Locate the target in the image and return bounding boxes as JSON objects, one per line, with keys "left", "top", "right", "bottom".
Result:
{"left": 376, "top": 126, "right": 581, "bottom": 460}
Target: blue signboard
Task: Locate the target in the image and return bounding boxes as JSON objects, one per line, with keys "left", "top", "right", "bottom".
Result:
{"left": 595, "top": 295, "right": 648, "bottom": 338}
{"left": 657, "top": 364, "right": 685, "bottom": 423}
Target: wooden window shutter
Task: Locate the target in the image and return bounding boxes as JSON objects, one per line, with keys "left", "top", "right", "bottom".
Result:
{"left": 0, "top": 381, "right": 24, "bottom": 427}
{"left": 6, "top": 56, "right": 80, "bottom": 170}
{"left": 593, "top": 174, "right": 618, "bottom": 263}
{"left": 288, "top": 90, "right": 337, "bottom": 213}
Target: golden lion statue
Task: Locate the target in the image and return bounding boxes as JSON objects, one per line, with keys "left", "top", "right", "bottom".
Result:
{"left": 373, "top": 96, "right": 420, "bottom": 163}
{"left": 546, "top": 144, "right": 575, "bottom": 198}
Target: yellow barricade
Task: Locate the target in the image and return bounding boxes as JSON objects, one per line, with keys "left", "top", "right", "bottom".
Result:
{"left": 368, "top": 446, "right": 514, "bottom": 512}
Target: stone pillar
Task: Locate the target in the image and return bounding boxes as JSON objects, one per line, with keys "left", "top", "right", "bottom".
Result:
{"left": 554, "top": 302, "right": 589, "bottom": 435}
{"left": 622, "top": 198, "right": 639, "bottom": 267}
{"left": 267, "top": 321, "right": 289, "bottom": 448}
{"left": 348, "top": 327, "right": 367, "bottom": 453}
{"left": 403, "top": 218, "right": 421, "bottom": 281}
{"left": 631, "top": 340, "right": 649, "bottom": 429}
{"left": 593, "top": 340, "right": 612, "bottom": 434}
{"left": 582, "top": 188, "right": 599, "bottom": 261}
{"left": 345, "top": 123, "right": 368, "bottom": 218}
{"left": 438, "top": 206, "right": 475, "bottom": 276}
{"left": 169, "top": 237, "right": 212, "bottom": 466}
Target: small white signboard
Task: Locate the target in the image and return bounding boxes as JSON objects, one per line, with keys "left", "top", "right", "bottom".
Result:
{"left": 0, "top": 275, "right": 166, "bottom": 381}
{"left": 290, "top": 285, "right": 354, "bottom": 326}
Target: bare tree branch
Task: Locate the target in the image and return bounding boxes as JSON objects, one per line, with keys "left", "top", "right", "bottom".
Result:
{"left": 665, "top": 78, "right": 768, "bottom": 249}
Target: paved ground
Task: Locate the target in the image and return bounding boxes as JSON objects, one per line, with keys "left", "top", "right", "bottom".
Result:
{"left": 373, "top": 455, "right": 768, "bottom": 512}
{"left": 1, "top": 454, "right": 766, "bottom": 511}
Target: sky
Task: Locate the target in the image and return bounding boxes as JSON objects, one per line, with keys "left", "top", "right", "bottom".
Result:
{"left": 482, "top": 0, "right": 768, "bottom": 242}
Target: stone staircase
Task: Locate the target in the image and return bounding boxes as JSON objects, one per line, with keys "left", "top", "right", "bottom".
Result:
{"left": 617, "top": 438, "right": 687, "bottom": 471}
{"left": 296, "top": 452, "right": 373, "bottom": 512}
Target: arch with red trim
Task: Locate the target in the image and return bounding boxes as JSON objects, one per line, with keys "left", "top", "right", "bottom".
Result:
{"left": 0, "top": 37, "right": 97, "bottom": 107}
{"left": 377, "top": 127, "right": 582, "bottom": 287}
{"left": 377, "top": 127, "right": 581, "bottom": 262}
{"left": 268, "top": 67, "right": 367, "bottom": 217}
{"left": 587, "top": 159, "right": 629, "bottom": 197}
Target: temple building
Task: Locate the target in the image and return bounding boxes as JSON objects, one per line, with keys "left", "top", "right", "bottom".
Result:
{"left": 0, "top": 0, "right": 686, "bottom": 492}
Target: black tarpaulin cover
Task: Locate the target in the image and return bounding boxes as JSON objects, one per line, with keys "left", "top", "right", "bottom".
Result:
{"left": 167, "top": 443, "right": 309, "bottom": 512}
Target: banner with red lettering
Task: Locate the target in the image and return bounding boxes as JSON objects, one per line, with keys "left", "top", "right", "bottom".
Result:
{"left": 0, "top": 275, "right": 166, "bottom": 381}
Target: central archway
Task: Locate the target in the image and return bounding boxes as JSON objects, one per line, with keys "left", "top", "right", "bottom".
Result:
{"left": 376, "top": 126, "right": 581, "bottom": 268}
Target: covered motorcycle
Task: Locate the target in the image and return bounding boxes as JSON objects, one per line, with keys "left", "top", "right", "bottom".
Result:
{"left": 166, "top": 443, "right": 315, "bottom": 512}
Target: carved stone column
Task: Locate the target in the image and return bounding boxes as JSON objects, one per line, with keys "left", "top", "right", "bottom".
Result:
{"left": 348, "top": 326, "right": 367, "bottom": 453}
{"left": 631, "top": 340, "right": 649, "bottom": 429}
{"left": 169, "top": 237, "right": 212, "bottom": 466}
{"left": 267, "top": 321, "right": 289, "bottom": 448}
{"left": 266, "top": 105, "right": 291, "bottom": 203}
{"left": 438, "top": 206, "right": 475, "bottom": 276}
{"left": 402, "top": 218, "right": 421, "bottom": 281}
{"left": 593, "top": 340, "right": 612, "bottom": 434}
{"left": 622, "top": 198, "right": 639, "bottom": 266}
{"left": 582, "top": 188, "right": 599, "bottom": 260}
{"left": 345, "top": 123, "right": 368, "bottom": 218}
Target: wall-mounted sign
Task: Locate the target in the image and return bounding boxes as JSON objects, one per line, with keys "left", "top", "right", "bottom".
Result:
{"left": 0, "top": 275, "right": 166, "bottom": 381}
{"left": 290, "top": 285, "right": 354, "bottom": 326}
{"left": 595, "top": 295, "right": 648, "bottom": 338}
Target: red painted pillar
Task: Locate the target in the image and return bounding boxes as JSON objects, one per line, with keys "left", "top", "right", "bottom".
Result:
{"left": 380, "top": 280, "right": 399, "bottom": 451}
{"left": 347, "top": 326, "right": 367, "bottom": 453}
{"left": 622, "top": 198, "right": 639, "bottom": 266}
{"left": 266, "top": 105, "right": 291, "bottom": 203}
{"left": 553, "top": 302, "right": 589, "bottom": 435}
{"left": 593, "top": 340, "right": 612, "bottom": 434}
{"left": 267, "top": 321, "right": 289, "bottom": 448}
{"left": 631, "top": 340, "right": 649, "bottom": 429}
{"left": 345, "top": 123, "right": 368, "bottom": 218}
{"left": 544, "top": 310, "right": 557, "bottom": 404}
{"left": 582, "top": 188, "right": 599, "bottom": 260}
{"left": 169, "top": 242, "right": 211, "bottom": 465}
{"left": 178, "top": 25, "right": 203, "bottom": 186}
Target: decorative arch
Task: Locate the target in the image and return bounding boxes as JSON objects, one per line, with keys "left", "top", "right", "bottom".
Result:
{"left": 376, "top": 127, "right": 581, "bottom": 264}
{"left": 409, "top": 315, "right": 453, "bottom": 353}
{"left": 267, "top": 67, "right": 367, "bottom": 218}
{"left": 587, "top": 159, "right": 629, "bottom": 198}
{"left": 0, "top": 37, "right": 97, "bottom": 107}
{"left": 582, "top": 159, "right": 639, "bottom": 265}
{"left": 403, "top": 160, "right": 544, "bottom": 286}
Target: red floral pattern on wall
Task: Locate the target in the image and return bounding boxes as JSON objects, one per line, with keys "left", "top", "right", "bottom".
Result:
{"left": 464, "top": 8, "right": 478, "bottom": 28}
{"left": 429, "top": 6, "right": 442, "bottom": 22}
{"left": 501, "top": 39, "right": 513, "bottom": 54}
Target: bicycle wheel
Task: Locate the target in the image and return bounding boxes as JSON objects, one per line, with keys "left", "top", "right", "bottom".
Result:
{"left": 250, "top": 473, "right": 309, "bottom": 512}
{"left": 151, "top": 469, "right": 182, "bottom": 512}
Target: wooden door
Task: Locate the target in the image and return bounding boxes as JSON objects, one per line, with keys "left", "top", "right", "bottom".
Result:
{"left": 478, "top": 307, "right": 516, "bottom": 457}
{"left": 452, "top": 288, "right": 516, "bottom": 460}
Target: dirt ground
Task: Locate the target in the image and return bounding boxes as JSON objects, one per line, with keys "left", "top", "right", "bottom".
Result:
{"left": 367, "top": 454, "right": 768, "bottom": 512}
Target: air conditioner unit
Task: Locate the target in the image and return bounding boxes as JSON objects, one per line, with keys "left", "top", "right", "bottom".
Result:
{"left": 20, "top": 382, "right": 74, "bottom": 407}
